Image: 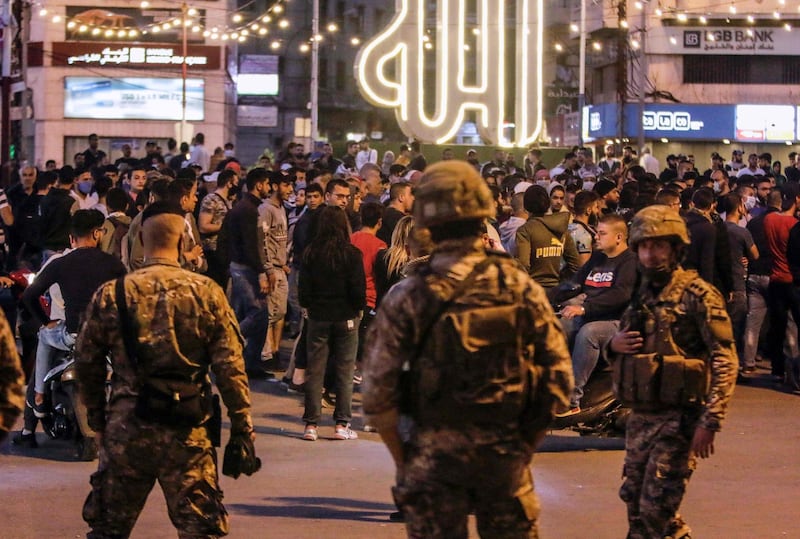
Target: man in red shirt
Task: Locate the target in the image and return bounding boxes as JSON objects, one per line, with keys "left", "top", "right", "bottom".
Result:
{"left": 350, "top": 202, "right": 387, "bottom": 366}
{"left": 763, "top": 183, "right": 800, "bottom": 379}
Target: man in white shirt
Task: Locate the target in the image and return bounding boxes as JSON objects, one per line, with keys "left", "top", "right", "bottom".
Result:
{"left": 639, "top": 147, "right": 660, "bottom": 175}
{"left": 737, "top": 153, "right": 766, "bottom": 178}
{"left": 189, "top": 133, "right": 211, "bottom": 172}
{"left": 355, "top": 138, "right": 378, "bottom": 171}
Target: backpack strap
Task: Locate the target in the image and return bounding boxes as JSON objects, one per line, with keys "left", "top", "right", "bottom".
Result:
{"left": 115, "top": 276, "right": 138, "bottom": 369}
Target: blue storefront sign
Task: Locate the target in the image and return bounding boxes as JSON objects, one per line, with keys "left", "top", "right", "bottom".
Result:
{"left": 584, "top": 103, "right": 736, "bottom": 141}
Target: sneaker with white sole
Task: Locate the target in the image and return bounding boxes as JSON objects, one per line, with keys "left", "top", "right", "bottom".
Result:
{"left": 334, "top": 423, "right": 358, "bottom": 440}
{"left": 303, "top": 425, "right": 318, "bottom": 441}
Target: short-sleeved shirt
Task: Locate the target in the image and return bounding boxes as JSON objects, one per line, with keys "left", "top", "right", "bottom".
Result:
{"left": 259, "top": 198, "right": 288, "bottom": 268}
{"left": 568, "top": 221, "right": 595, "bottom": 256}
{"left": 199, "top": 192, "right": 231, "bottom": 251}
{"left": 725, "top": 222, "right": 754, "bottom": 292}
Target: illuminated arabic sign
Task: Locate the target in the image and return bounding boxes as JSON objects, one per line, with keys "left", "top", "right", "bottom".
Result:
{"left": 355, "top": 0, "right": 544, "bottom": 147}
{"left": 48, "top": 42, "right": 220, "bottom": 70}
{"left": 649, "top": 26, "right": 800, "bottom": 55}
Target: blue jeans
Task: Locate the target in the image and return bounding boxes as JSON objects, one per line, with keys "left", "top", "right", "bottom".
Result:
{"left": 34, "top": 321, "right": 76, "bottom": 394}
{"left": 743, "top": 275, "right": 768, "bottom": 369}
{"left": 228, "top": 264, "right": 269, "bottom": 371}
{"left": 570, "top": 319, "right": 619, "bottom": 409}
{"left": 303, "top": 317, "right": 359, "bottom": 426}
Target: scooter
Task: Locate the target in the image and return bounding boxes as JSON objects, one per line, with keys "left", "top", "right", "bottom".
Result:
{"left": 40, "top": 348, "right": 104, "bottom": 461}
{"left": 549, "top": 282, "right": 629, "bottom": 437}
{"left": 550, "top": 364, "right": 629, "bottom": 437}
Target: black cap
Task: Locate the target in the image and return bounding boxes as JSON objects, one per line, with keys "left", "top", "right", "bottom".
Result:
{"left": 593, "top": 178, "right": 618, "bottom": 197}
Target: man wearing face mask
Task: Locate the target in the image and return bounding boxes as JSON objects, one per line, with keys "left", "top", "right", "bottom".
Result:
{"left": 609, "top": 205, "right": 737, "bottom": 539}
{"left": 723, "top": 193, "right": 759, "bottom": 360}
{"left": 71, "top": 169, "right": 99, "bottom": 210}
{"left": 21, "top": 210, "right": 127, "bottom": 419}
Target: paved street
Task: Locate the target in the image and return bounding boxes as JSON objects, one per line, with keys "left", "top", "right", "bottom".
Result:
{"left": 2, "top": 368, "right": 799, "bottom": 539}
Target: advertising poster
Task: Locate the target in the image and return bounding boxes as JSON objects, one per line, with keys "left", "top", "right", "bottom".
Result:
{"left": 64, "top": 77, "right": 205, "bottom": 121}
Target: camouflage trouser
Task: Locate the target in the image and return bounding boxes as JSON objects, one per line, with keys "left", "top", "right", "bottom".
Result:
{"left": 83, "top": 414, "right": 228, "bottom": 539}
{"left": 620, "top": 410, "right": 698, "bottom": 539}
{"left": 393, "top": 446, "right": 539, "bottom": 539}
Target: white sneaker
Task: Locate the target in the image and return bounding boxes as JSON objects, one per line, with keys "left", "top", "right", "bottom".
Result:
{"left": 334, "top": 423, "right": 358, "bottom": 440}
{"left": 303, "top": 425, "right": 318, "bottom": 441}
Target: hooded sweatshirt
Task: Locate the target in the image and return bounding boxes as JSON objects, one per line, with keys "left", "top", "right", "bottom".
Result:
{"left": 515, "top": 212, "right": 580, "bottom": 288}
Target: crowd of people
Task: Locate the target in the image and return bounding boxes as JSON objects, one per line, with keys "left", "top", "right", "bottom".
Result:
{"left": 3, "top": 135, "right": 800, "bottom": 443}
{"left": 2, "top": 128, "right": 796, "bottom": 537}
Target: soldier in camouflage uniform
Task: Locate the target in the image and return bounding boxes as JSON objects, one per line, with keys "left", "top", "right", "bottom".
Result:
{"left": 609, "top": 205, "right": 738, "bottom": 539}
{"left": 76, "top": 201, "right": 255, "bottom": 539}
{"left": 0, "top": 308, "right": 24, "bottom": 443}
{"left": 363, "top": 161, "right": 574, "bottom": 539}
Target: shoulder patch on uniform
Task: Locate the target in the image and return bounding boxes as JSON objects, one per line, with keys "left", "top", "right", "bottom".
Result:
{"left": 686, "top": 279, "right": 711, "bottom": 299}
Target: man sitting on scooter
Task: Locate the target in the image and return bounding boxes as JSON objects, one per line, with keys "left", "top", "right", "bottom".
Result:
{"left": 556, "top": 213, "right": 637, "bottom": 416}
{"left": 22, "top": 210, "right": 126, "bottom": 418}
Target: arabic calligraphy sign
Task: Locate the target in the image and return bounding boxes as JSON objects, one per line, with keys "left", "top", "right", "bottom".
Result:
{"left": 649, "top": 26, "right": 800, "bottom": 55}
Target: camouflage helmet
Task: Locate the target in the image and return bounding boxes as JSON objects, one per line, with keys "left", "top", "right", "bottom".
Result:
{"left": 629, "top": 204, "right": 690, "bottom": 247}
{"left": 413, "top": 161, "right": 495, "bottom": 228}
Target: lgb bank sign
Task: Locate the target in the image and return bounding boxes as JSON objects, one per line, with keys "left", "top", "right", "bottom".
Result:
{"left": 649, "top": 26, "right": 799, "bottom": 55}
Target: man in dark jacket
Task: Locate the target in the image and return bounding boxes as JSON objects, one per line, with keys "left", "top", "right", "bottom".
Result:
{"left": 226, "top": 168, "right": 274, "bottom": 378}
{"left": 515, "top": 185, "right": 580, "bottom": 290}
{"left": 683, "top": 188, "right": 718, "bottom": 285}
{"left": 39, "top": 167, "right": 78, "bottom": 260}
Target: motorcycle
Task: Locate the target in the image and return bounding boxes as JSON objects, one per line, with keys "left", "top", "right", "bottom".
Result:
{"left": 550, "top": 364, "right": 629, "bottom": 437}
{"left": 549, "top": 282, "right": 630, "bottom": 437}
{"left": 40, "top": 347, "right": 106, "bottom": 461}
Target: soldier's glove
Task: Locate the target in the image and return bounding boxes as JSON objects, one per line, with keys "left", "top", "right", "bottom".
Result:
{"left": 222, "top": 432, "right": 261, "bottom": 479}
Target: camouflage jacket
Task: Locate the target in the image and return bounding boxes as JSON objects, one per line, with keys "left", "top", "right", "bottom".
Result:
{"left": 76, "top": 259, "right": 253, "bottom": 434}
{"left": 617, "top": 267, "right": 738, "bottom": 431}
{"left": 0, "top": 309, "right": 24, "bottom": 438}
{"left": 362, "top": 238, "right": 573, "bottom": 445}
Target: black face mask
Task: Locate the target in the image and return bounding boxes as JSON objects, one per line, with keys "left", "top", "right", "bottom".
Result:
{"left": 228, "top": 183, "right": 241, "bottom": 199}
{"left": 588, "top": 213, "right": 599, "bottom": 227}
{"left": 639, "top": 265, "right": 673, "bottom": 288}
{"left": 606, "top": 200, "right": 619, "bottom": 211}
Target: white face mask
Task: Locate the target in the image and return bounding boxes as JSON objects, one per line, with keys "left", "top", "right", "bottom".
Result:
{"left": 744, "top": 195, "right": 757, "bottom": 211}
{"left": 224, "top": 150, "right": 234, "bottom": 158}
{"left": 713, "top": 181, "right": 722, "bottom": 193}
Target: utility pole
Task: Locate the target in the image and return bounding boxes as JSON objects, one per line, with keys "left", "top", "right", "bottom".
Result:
{"left": 636, "top": 3, "right": 648, "bottom": 153}
{"left": 310, "top": 0, "right": 319, "bottom": 143}
{"left": 180, "top": 2, "right": 188, "bottom": 145}
{"left": 1, "top": 0, "right": 12, "bottom": 170}
{"left": 616, "top": 0, "right": 627, "bottom": 146}
{"left": 578, "top": 0, "right": 586, "bottom": 146}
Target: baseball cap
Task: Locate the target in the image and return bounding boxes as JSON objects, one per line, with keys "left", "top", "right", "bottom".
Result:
{"left": 513, "top": 181, "right": 534, "bottom": 195}
{"left": 224, "top": 161, "right": 242, "bottom": 174}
